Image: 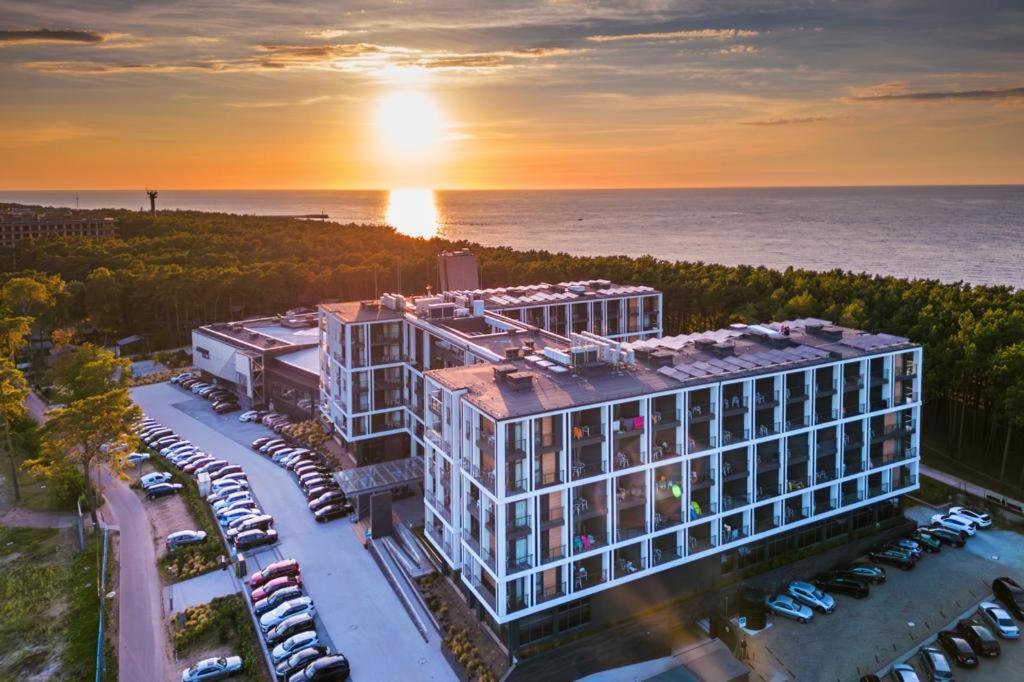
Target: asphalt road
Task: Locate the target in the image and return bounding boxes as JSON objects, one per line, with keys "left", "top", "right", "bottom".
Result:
{"left": 99, "top": 466, "right": 170, "bottom": 682}
{"left": 132, "top": 383, "right": 454, "bottom": 681}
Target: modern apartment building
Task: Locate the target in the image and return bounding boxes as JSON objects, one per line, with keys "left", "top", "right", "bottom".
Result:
{"left": 420, "top": 317, "right": 921, "bottom": 646}
{"left": 0, "top": 209, "right": 118, "bottom": 247}
{"left": 318, "top": 280, "right": 662, "bottom": 465}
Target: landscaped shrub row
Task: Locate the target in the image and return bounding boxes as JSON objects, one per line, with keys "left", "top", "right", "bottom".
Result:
{"left": 172, "top": 595, "right": 267, "bottom": 681}
{"left": 418, "top": 574, "right": 499, "bottom": 682}
{"left": 146, "top": 456, "right": 227, "bottom": 581}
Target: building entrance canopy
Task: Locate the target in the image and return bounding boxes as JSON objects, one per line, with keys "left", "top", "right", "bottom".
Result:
{"left": 334, "top": 457, "right": 424, "bottom": 498}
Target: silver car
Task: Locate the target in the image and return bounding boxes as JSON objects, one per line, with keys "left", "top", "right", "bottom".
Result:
{"left": 766, "top": 594, "right": 814, "bottom": 623}
{"left": 259, "top": 596, "right": 316, "bottom": 632}
{"left": 180, "top": 655, "right": 242, "bottom": 682}
{"left": 978, "top": 601, "right": 1020, "bottom": 638}
{"left": 787, "top": 580, "right": 836, "bottom": 614}
{"left": 166, "top": 530, "right": 207, "bottom": 550}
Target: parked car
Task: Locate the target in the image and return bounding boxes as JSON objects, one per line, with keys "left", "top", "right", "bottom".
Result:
{"left": 259, "top": 597, "right": 315, "bottom": 632}
{"left": 234, "top": 529, "right": 278, "bottom": 550}
{"left": 292, "top": 462, "right": 328, "bottom": 477}
{"left": 937, "top": 630, "right": 979, "bottom": 667}
{"left": 271, "top": 630, "right": 320, "bottom": 664}
{"left": 303, "top": 484, "right": 341, "bottom": 501}
{"left": 265, "top": 443, "right": 293, "bottom": 457}
{"left": 787, "top": 581, "right": 835, "bottom": 613}
{"left": 218, "top": 498, "right": 258, "bottom": 516}
{"left": 955, "top": 619, "right": 1001, "bottom": 657}
{"left": 166, "top": 530, "right": 207, "bottom": 550}
{"left": 219, "top": 507, "right": 261, "bottom": 527}
{"left": 250, "top": 559, "right": 300, "bottom": 588}
{"left": 239, "top": 410, "right": 264, "bottom": 422}
{"left": 146, "top": 482, "right": 183, "bottom": 500}
{"left": 180, "top": 655, "right": 243, "bottom": 682}
{"left": 210, "top": 465, "right": 245, "bottom": 482}
{"left": 978, "top": 601, "right": 1020, "bottom": 638}
{"left": 184, "top": 457, "right": 216, "bottom": 474}
{"left": 923, "top": 526, "right": 966, "bottom": 547}
{"left": 162, "top": 442, "right": 194, "bottom": 456}
{"left": 948, "top": 506, "right": 992, "bottom": 528}
{"left": 837, "top": 563, "right": 886, "bottom": 584}
{"left": 265, "top": 614, "right": 316, "bottom": 646}
{"left": 286, "top": 654, "right": 349, "bottom": 681}
{"left": 252, "top": 575, "right": 302, "bottom": 602}
{"left": 225, "top": 513, "right": 262, "bottom": 533}
{"left": 252, "top": 436, "right": 275, "bottom": 449}
{"left": 813, "top": 574, "right": 869, "bottom": 599}
{"left": 889, "top": 663, "right": 920, "bottom": 682}
{"left": 254, "top": 585, "right": 305, "bottom": 616}
{"left": 140, "top": 472, "right": 174, "bottom": 489}
{"left": 931, "top": 513, "right": 976, "bottom": 537}
{"left": 276, "top": 646, "right": 329, "bottom": 680}
{"left": 126, "top": 452, "right": 151, "bottom": 465}
{"left": 196, "top": 460, "right": 231, "bottom": 476}
{"left": 993, "top": 576, "right": 1024, "bottom": 620}
{"left": 313, "top": 505, "right": 352, "bottom": 523}
{"left": 212, "top": 491, "right": 253, "bottom": 511}
{"left": 908, "top": 530, "right": 942, "bottom": 553}
{"left": 213, "top": 402, "right": 240, "bottom": 414}
{"left": 766, "top": 594, "right": 814, "bottom": 623}
{"left": 261, "top": 413, "right": 285, "bottom": 425}
{"left": 868, "top": 547, "right": 915, "bottom": 570}
{"left": 227, "top": 514, "right": 274, "bottom": 539}
{"left": 271, "top": 449, "right": 298, "bottom": 464}
{"left": 215, "top": 472, "right": 248, "bottom": 486}
{"left": 886, "top": 539, "right": 923, "bottom": 561}
{"left": 308, "top": 491, "right": 347, "bottom": 511}
{"left": 917, "top": 647, "right": 953, "bottom": 682}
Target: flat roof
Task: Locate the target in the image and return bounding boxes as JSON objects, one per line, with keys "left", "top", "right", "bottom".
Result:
{"left": 275, "top": 346, "right": 320, "bottom": 375}
{"left": 319, "top": 301, "right": 404, "bottom": 323}
{"left": 448, "top": 279, "right": 659, "bottom": 309}
{"left": 196, "top": 316, "right": 320, "bottom": 352}
{"left": 428, "top": 318, "right": 917, "bottom": 420}
{"left": 334, "top": 457, "right": 424, "bottom": 497}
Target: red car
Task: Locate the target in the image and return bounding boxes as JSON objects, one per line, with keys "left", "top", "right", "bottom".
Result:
{"left": 248, "top": 558, "right": 300, "bottom": 588}
{"left": 250, "top": 574, "right": 302, "bottom": 602}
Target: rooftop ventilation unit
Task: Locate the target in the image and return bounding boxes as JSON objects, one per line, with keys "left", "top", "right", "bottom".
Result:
{"left": 505, "top": 371, "right": 535, "bottom": 391}
{"left": 493, "top": 363, "right": 518, "bottom": 381}
{"left": 710, "top": 341, "right": 736, "bottom": 357}
{"left": 693, "top": 338, "right": 717, "bottom": 351}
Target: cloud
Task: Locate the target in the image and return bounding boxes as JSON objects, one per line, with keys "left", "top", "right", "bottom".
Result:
{"left": 0, "top": 28, "right": 105, "bottom": 45}
{"left": 0, "top": 123, "right": 95, "bottom": 146}
{"left": 739, "top": 116, "right": 836, "bottom": 126}
{"left": 719, "top": 44, "right": 759, "bottom": 55}
{"left": 847, "top": 86, "right": 1024, "bottom": 102}
{"left": 587, "top": 28, "right": 758, "bottom": 43}
{"left": 225, "top": 94, "right": 356, "bottom": 109}
{"left": 403, "top": 47, "right": 580, "bottom": 70}
{"left": 256, "top": 43, "right": 385, "bottom": 60}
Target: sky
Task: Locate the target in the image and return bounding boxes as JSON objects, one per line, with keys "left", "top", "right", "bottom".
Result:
{"left": 1, "top": 0, "right": 1022, "bottom": 190}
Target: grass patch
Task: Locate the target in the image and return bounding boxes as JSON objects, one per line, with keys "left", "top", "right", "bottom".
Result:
{"left": 172, "top": 595, "right": 270, "bottom": 682}
{"left": 147, "top": 456, "right": 228, "bottom": 582}
{"left": 0, "top": 525, "right": 112, "bottom": 680}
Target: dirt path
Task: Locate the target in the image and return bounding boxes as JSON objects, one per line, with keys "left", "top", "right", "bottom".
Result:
{"left": 99, "top": 467, "right": 171, "bottom": 682}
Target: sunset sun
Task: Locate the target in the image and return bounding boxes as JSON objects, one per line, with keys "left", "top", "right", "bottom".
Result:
{"left": 374, "top": 90, "right": 446, "bottom": 157}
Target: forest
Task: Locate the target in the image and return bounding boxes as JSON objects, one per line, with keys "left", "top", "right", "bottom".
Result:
{"left": 3, "top": 205, "right": 1024, "bottom": 494}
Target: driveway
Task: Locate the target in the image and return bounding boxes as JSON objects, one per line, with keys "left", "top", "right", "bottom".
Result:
{"left": 132, "top": 383, "right": 454, "bottom": 681}
{"left": 99, "top": 466, "right": 171, "bottom": 682}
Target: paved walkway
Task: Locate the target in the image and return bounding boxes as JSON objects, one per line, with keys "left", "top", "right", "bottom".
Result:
{"left": 99, "top": 466, "right": 170, "bottom": 682}
{"left": 24, "top": 390, "right": 49, "bottom": 424}
{"left": 165, "top": 567, "right": 240, "bottom": 615}
{"left": 132, "top": 383, "right": 454, "bottom": 681}
{"left": 920, "top": 463, "right": 1024, "bottom": 509}
{"left": 0, "top": 507, "right": 78, "bottom": 528}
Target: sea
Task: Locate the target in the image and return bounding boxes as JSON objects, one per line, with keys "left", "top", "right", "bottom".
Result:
{"left": 2, "top": 185, "right": 1022, "bottom": 289}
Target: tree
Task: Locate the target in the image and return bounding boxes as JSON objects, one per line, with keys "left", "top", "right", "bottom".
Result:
{"left": 0, "top": 316, "right": 32, "bottom": 358}
{"left": 35, "top": 389, "right": 140, "bottom": 528}
{"left": 48, "top": 343, "right": 132, "bottom": 403}
{"left": 1, "top": 275, "right": 60, "bottom": 317}
{"left": 0, "top": 358, "right": 29, "bottom": 502}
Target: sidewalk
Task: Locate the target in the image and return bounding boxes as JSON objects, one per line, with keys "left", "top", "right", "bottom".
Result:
{"left": 165, "top": 567, "right": 240, "bottom": 615}
{"left": 920, "top": 463, "right": 1024, "bottom": 510}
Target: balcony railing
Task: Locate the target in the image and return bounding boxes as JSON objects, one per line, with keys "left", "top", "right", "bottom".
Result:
{"left": 785, "top": 386, "right": 810, "bottom": 403}
{"left": 652, "top": 409, "right": 681, "bottom": 429}
{"left": 651, "top": 545, "right": 683, "bottom": 566}
{"left": 428, "top": 395, "right": 443, "bottom": 417}
{"left": 815, "top": 380, "right": 838, "bottom": 396}
{"left": 842, "top": 462, "right": 863, "bottom": 476}
{"left": 570, "top": 457, "right": 606, "bottom": 480}
{"left": 688, "top": 436, "right": 717, "bottom": 454}
{"left": 476, "top": 433, "right": 496, "bottom": 452}
{"left": 895, "top": 365, "right": 917, "bottom": 380}
{"left": 615, "top": 555, "right": 647, "bottom": 577}
{"left": 688, "top": 534, "right": 718, "bottom": 554}
{"left": 507, "top": 554, "right": 533, "bottom": 574}
{"left": 507, "top": 437, "right": 529, "bottom": 460}
{"left": 425, "top": 428, "right": 451, "bottom": 455}
{"left": 540, "top": 544, "right": 565, "bottom": 564}
{"left": 755, "top": 422, "right": 780, "bottom": 438}
{"left": 842, "top": 491, "right": 864, "bottom": 506}
{"left": 570, "top": 424, "right": 605, "bottom": 446}
{"left": 756, "top": 454, "right": 780, "bottom": 472}
{"left": 756, "top": 485, "right": 781, "bottom": 502}
{"left": 894, "top": 475, "right": 918, "bottom": 490}
{"left": 690, "top": 467, "right": 715, "bottom": 490}
{"left": 507, "top": 514, "right": 532, "bottom": 537}
{"left": 721, "top": 395, "right": 749, "bottom": 416}
{"left": 687, "top": 404, "right": 714, "bottom": 423}
{"left": 613, "top": 416, "right": 645, "bottom": 437}
{"left": 784, "top": 505, "right": 811, "bottom": 522}
{"left": 469, "top": 464, "right": 496, "bottom": 493}
{"left": 815, "top": 409, "right": 839, "bottom": 425}
{"left": 506, "top": 476, "right": 528, "bottom": 495}
{"left": 507, "top": 593, "right": 530, "bottom": 613}
{"left": 615, "top": 524, "right": 648, "bottom": 542}
{"left": 843, "top": 377, "right": 865, "bottom": 392}
{"left": 722, "top": 461, "right": 748, "bottom": 481}
{"left": 722, "top": 494, "right": 750, "bottom": 511}
{"left": 690, "top": 502, "right": 717, "bottom": 519}
{"left": 815, "top": 468, "right": 837, "bottom": 483}
{"left": 785, "top": 477, "right": 809, "bottom": 492}
{"left": 721, "top": 428, "right": 750, "bottom": 446}
{"left": 722, "top": 524, "right": 749, "bottom": 544}
{"left": 536, "top": 582, "right": 566, "bottom": 605}
{"left": 573, "top": 568, "right": 607, "bottom": 591}
{"left": 654, "top": 511, "right": 683, "bottom": 531}
{"left": 755, "top": 390, "right": 780, "bottom": 410}
{"left": 650, "top": 442, "right": 682, "bottom": 461}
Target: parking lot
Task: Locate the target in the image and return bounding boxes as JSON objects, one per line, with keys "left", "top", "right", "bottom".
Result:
{"left": 740, "top": 505, "right": 1024, "bottom": 682}
{"left": 132, "top": 382, "right": 454, "bottom": 681}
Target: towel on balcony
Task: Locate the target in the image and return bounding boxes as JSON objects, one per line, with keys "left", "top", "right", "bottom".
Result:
{"left": 633, "top": 416, "right": 644, "bottom": 430}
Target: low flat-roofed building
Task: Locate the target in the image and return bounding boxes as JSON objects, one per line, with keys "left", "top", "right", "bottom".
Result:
{"left": 0, "top": 209, "right": 118, "bottom": 247}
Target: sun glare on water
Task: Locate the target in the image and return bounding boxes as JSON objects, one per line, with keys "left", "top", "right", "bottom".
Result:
{"left": 385, "top": 188, "right": 440, "bottom": 238}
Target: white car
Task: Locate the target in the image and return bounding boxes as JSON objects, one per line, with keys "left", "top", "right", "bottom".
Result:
{"left": 166, "top": 530, "right": 208, "bottom": 550}
{"left": 890, "top": 663, "right": 921, "bottom": 682}
{"left": 238, "top": 410, "right": 262, "bottom": 422}
{"left": 218, "top": 507, "right": 260, "bottom": 527}
{"left": 211, "top": 478, "right": 249, "bottom": 494}
{"left": 162, "top": 442, "right": 193, "bottom": 456}
{"left": 259, "top": 596, "right": 315, "bottom": 632}
{"left": 212, "top": 492, "right": 252, "bottom": 511}
{"left": 978, "top": 601, "right": 1020, "bottom": 638}
{"left": 180, "top": 655, "right": 242, "bottom": 682}
{"left": 139, "top": 472, "right": 173, "bottom": 489}
{"left": 766, "top": 594, "right": 814, "bottom": 623}
{"left": 930, "top": 513, "right": 976, "bottom": 536}
{"left": 948, "top": 506, "right": 992, "bottom": 528}
{"left": 271, "top": 630, "right": 320, "bottom": 663}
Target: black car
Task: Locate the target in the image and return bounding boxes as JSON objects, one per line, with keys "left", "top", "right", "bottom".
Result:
{"left": 993, "top": 576, "right": 1024, "bottom": 620}
{"left": 937, "top": 630, "right": 979, "bottom": 667}
{"left": 287, "top": 654, "right": 350, "bottom": 682}
{"left": 813, "top": 574, "right": 869, "bottom": 599}
{"left": 925, "top": 526, "right": 966, "bottom": 547}
{"left": 838, "top": 563, "right": 886, "bottom": 585}
{"left": 308, "top": 491, "right": 347, "bottom": 511}
{"left": 304, "top": 483, "right": 341, "bottom": 500}
{"left": 955, "top": 619, "right": 1001, "bottom": 657}
{"left": 145, "top": 482, "right": 184, "bottom": 500}
{"left": 213, "top": 401, "right": 240, "bottom": 414}
{"left": 868, "top": 547, "right": 914, "bottom": 570}
{"left": 266, "top": 614, "right": 316, "bottom": 646}
{"left": 909, "top": 530, "right": 942, "bottom": 553}
{"left": 276, "top": 646, "right": 329, "bottom": 679}
{"left": 314, "top": 505, "right": 352, "bottom": 523}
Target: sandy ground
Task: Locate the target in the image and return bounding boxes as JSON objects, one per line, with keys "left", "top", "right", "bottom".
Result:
{"left": 128, "top": 462, "right": 201, "bottom": 561}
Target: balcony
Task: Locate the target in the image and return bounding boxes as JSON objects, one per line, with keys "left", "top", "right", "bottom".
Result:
{"left": 721, "top": 429, "right": 749, "bottom": 447}
{"left": 690, "top": 468, "right": 715, "bottom": 490}
{"left": 754, "top": 422, "right": 780, "bottom": 439}
{"left": 722, "top": 494, "right": 750, "bottom": 511}
{"left": 756, "top": 484, "right": 780, "bottom": 502}
{"left": 465, "top": 498, "right": 481, "bottom": 521}
{"left": 721, "top": 396, "right": 749, "bottom": 417}
{"left": 895, "top": 365, "right": 918, "bottom": 381}
{"left": 615, "top": 487, "right": 646, "bottom": 511}
{"left": 722, "top": 524, "right": 749, "bottom": 544}
{"left": 613, "top": 418, "right": 645, "bottom": 439}
{"left": 536, "top": 582, "right": 567, "bottom": 605}
{"left": 755, "top": 390, "right": 780, "bottom": 410}
{"left": 615, "top": 523, "right": 648, "bottom": 542}
{"left": 535, "top": 433, "right": 562, "bottom": 454}
{"left": 867, "top": 483, "right": 890, "bottom": 498}
{"left": 869, "top": 371, "right": 891, "bottom": 387}
{"left": 814, "top": 500, "right": 836, "bottom": 515}
{"left": 784, "top": 417, "right": 809, "bottom": 431}
{"left": 573, "top": 568, "right": 608, "bottom": 591}
{"left": 534, "top": 469, "right": 563, "bottom": 490}
{"left": 688, "top": 436, "right": 717, "bottom": 454}
{"left": 469, "top": 464, "right": 496, "bottom": 493}
{"left": 842, "top": 491, "right": 864, "bottom": 506}
{"left": 842, "top": 462, "right": 863, "bottom": 476}
{"left": 572, "top": 530, "right": 607, "bottom": 555}
{"left": 784, "top": 506, "right": 810, "bottom": 523}
{"left": 507, "top": 554, "right": 533, "bottom": 575}
{"left": 843, "top": 377, "right": 865, "bottom": 392}
{"left": 571, "top": 424, "right": 605, "bottom": 447}
{"left": 650, "top": 442, "right": 682, "bottom": 462}
{"left": 690, "top": 502, "right": 717, "bottom": 520}
{"left": 507, "top": 438, "right": 528, "bottom": 462}
{"left": 815, "top": 409, "right": 839, "bottom": 425}
{"left": 722, "top": 462, "right": 748, "bottom": 482}
{"left": 468, "top": 573, "right": 496, "bottom": 610}
{"left": 506, "top": 476, "right": 528, "bottom": 495}
{"left": 894, "top": 475, "right": 919, "bottom": 490}
{"left": 507, "top": 593, "right": 530, "bottom": 614}
{"left": 843, "top": 403, "right": 866, "bottom": 417}
{"left": 476, "top": 433, "right": 495, "bottom": 452}
{"left": 687, "top": 404, "right": 714, "bottom": 423}
{"left": 614, "top": 555, "right": 647, "bottom": 577}
{"left": 425, "top": 428, "right": 451, "bottom": 455}
{"left": 688, "top": 534, "right": 718, "bottom": 554}
{"left": 613, "top": 450, "right": 643, "bottom": 471}
{"left": 507, "top": 514, "right": 532, "bottom": 538}
{"left": 652, "top": 545, "right": 682, "bottom": 566}
{"left": 654, "top": 511, "right": 683, "bottom": 531}
{"left": 540, "top": 544, "right": 566, "bottom": 565}
{"left": 815, "top": 380, "right": 838, "bottom": 397}
{"left": 815, "top": 468, "right": 837, "bottom": 483}
{"left": 540, "top": 508, "right": 565, "bottom": 530}
{"left": 428, "top": 395, "right": 443, "bottom": 417}
{"left": 785, "top": 477, "right": 810, "bottom": 493}
{"left": 652, "top": 409, "right": 681, "bottom": 430}
{"left": 785, "top": 386, "right": 809, "bottom": 404}
{"left": 570, "top": 457, "right": 606, "bottom": 481}
{"left": 787, "top": 447, "right": 809, "bottom": 466}
{"left": 816, "top": 439, "right": 838, "bottom": 456}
